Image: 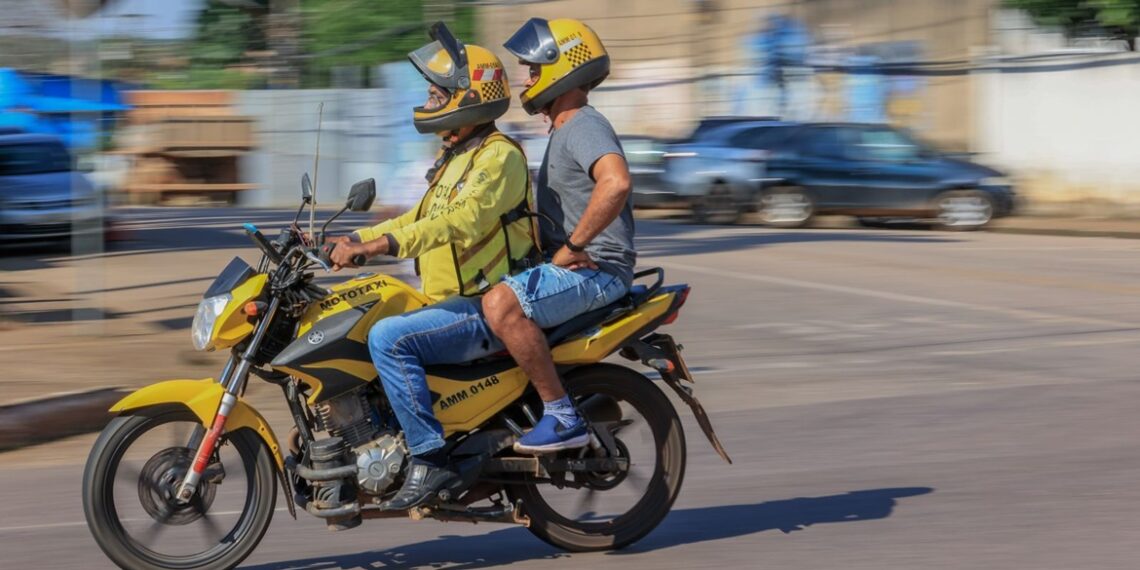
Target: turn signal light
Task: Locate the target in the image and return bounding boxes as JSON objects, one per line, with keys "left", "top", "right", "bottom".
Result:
{"left": 243, "top": 302, "right": 265, "bottom": 316}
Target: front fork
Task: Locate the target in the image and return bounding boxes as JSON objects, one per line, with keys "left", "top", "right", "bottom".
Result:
{"left": 176, "top": 297, "right": 281, "bottom": 503}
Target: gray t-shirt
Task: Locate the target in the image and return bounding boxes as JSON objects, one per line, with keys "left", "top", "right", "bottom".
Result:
{"left": 536, "top": 105, "right": 636, "bottom": 286}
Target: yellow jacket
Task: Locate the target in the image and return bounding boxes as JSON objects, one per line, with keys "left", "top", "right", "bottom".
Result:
{"left": 355, "top": 133, "right": 536, "bottom": 302}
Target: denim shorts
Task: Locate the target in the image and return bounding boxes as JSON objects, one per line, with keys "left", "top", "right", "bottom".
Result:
{"left": 501, "top": 264, "right": 629, "bottom": 329}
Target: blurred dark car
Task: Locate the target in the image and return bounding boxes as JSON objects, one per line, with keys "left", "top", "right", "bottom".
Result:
{"left": 0, "top": 133, "right": 102, "bottom": 246}
{"left": 663, "top": 121, "right": 1016, "bottom": 230}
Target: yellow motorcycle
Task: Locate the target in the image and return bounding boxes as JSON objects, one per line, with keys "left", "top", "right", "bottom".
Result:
{"left": 82, "top": 176, "right": 730, "bottom": 570}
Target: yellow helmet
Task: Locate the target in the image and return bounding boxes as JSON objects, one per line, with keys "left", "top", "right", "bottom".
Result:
{"left": 408, "top": 22, "right": 511, "bottom": 134}
{"left": 503, "top": 18, "right": 609, "bottom": 115}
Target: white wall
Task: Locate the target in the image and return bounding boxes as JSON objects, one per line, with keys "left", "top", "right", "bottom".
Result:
{"left": 975, "top": 52, "right": 1140, "bottom": 211}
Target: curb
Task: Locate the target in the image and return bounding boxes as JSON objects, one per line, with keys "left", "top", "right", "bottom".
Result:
{"left": 0, "top": 387, "right": 128, "bottom": 452}
{"left": 987, "top": 225, "right": 1140, "bottom": 240}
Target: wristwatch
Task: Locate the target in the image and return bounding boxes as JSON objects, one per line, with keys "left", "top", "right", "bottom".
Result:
{"left": 566, "top": 236, "right": 587, "bottom": 253}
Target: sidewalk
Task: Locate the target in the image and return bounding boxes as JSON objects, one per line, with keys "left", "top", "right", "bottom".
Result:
{"left": 989, "top": 216, "right": 1140, "bottom": 239}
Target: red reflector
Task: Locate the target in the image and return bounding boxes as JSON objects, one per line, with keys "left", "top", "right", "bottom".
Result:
{"left": 661, "top": 287, "right": 691, "bottom": 326}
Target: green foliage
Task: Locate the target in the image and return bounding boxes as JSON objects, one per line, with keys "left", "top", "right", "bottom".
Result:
{"left": 302, "top": 0, "right": 476, "bottom": 86}
{"left": 1005, "top": 0, "right": 1140, "bottom": 48}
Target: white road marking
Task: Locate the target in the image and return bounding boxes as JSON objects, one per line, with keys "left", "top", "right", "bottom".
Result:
{"left": 655, "top": 260, "right": 1135, "bottom": 328}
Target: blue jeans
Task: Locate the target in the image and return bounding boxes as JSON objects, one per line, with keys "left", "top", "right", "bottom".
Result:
{"left": 367, "top": 266, "right": 628, "bottom": 455}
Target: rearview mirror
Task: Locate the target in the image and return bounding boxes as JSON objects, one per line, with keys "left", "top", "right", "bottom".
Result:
{"left": 301, "top": 173, "right": 312, "bottom": 202}
{"left": 346, "top": 178, "right": 376, "bottom": 212}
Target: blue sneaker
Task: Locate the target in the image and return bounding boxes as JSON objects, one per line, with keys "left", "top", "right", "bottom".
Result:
{"left": 514, "top": 415, "right": 589, "bottom": 454}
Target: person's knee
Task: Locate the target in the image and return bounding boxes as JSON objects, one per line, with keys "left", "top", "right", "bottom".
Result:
{"left": 368, "top": 318, "right": 407, "bottom": 359}
{"left": 483, "top": 284, "right": 524, "bottom": 331}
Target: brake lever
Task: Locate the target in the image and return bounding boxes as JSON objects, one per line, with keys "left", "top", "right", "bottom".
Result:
{"left": 304, "top": 249, "right": 333, "bottom": 273}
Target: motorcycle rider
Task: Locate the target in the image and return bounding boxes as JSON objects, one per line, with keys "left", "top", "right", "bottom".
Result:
{"left": 329, "top": 23, "right": 539, "bottom": 510}
{"left": 482, "top": 18, "right": 635, "bottom": 453}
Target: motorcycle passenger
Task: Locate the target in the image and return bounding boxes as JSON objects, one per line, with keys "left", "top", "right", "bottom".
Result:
{"left": 328, "top": 23, "right": 538, "bottom": 510}
{"left": 481, "top": 18, "right": 635, "bottom": 454}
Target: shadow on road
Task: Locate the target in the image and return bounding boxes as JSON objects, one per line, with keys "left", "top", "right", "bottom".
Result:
{"left": 244, "top": 487, "right": 933, "bottom": 570}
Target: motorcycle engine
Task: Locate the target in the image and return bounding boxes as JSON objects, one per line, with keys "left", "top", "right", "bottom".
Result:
{"left": 314, "top": 387, "right": 407, "bottom": 495}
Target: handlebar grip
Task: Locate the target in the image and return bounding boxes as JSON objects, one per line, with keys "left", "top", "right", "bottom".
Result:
{"left": 244, "top": 223, "right": 283, "bottom": 264}
{"left": 318, "top": 242, "right": 367, "bottom": 268}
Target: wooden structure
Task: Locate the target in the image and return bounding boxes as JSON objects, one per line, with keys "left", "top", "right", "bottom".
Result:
{"left": 119, "top": 91, "right": 256, "bottom": 204}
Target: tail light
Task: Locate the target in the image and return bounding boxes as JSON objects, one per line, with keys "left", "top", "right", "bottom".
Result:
{"left": 661, "top": 287, "right": 691, "bottom": 326}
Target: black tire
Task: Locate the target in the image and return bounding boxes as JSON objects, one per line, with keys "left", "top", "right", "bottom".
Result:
{"left": 757, "top": 186, "right": 814, "bottom": 228}
{"left": 691, "top": 182, "right": 742, "bottom": 225}
{"left": 508, "top": 364, "right": 686, "bottom": 552}
{"left": 83, "top": 408, "right": 277, "bottom": 570}
{"left": 933, "top": 190, "right": 994, "bottom": 231}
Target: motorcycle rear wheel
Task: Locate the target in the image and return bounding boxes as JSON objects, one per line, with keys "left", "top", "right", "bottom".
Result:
{"left": 508, "top": 364, "right": 686, "bottom": 551}
{"left": 83, "top": 407, "right": 276, "bottom": 570}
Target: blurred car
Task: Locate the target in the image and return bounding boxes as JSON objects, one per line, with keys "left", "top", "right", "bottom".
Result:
{"left": 0, "top": 133, "right": 103, "bottom": 246}
{"left": 663, "top": 121, "right": 1016, "bottom": 229}
{"left": 620, "top": 135, "right": 674, "bottom": 208}
{"left": 515, "top": 131, "right": 674, "bottom": 209}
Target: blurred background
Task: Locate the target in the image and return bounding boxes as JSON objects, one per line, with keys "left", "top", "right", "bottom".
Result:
{"left": 5, "top": 2, "right": 1140, "bottom": 567}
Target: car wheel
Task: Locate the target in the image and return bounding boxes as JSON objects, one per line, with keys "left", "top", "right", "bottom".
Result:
{"left": 757, "top": 187, "right": 814, "bottom": 228}
{"left": 934, "top": 190, "right": 993, "bottom": 231}
{"left": 691, "top": 182, "right": 742, "bottom": 225}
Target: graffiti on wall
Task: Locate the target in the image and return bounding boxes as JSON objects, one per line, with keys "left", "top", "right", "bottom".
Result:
{"left": 734, "top": 15, "right": 928, "bottom": 130}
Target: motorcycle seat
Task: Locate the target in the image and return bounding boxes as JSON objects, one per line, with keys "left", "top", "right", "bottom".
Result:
{"left": 423, "top": 283, "right": 652, "bottom": 380}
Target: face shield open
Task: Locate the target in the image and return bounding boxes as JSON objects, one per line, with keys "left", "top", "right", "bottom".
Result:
{"left": 503, "top": 17, "right": 559, "bottom": 65}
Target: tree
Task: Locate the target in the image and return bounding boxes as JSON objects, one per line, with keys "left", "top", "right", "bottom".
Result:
{"left": 1005, "top": 0, "right": 1140, "bottom": 50}
{"left": 301, "top": 0, "right": 475, "bottom": 87}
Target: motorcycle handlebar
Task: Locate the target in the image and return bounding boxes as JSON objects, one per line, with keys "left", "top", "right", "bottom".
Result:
{"left": 317, "top": 242, "right": 367, "bottom": 270}
{"left": 243, "top": 223, "right": 284, "bottom": 265}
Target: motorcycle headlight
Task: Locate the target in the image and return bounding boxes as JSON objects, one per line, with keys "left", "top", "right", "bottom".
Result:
{"left": 192, "top": 293, "right": 232, "bottom": 351}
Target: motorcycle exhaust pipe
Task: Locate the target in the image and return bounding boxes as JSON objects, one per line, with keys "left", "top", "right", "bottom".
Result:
{"left": 308, "top": 437, "right": 363, "bottom": 531}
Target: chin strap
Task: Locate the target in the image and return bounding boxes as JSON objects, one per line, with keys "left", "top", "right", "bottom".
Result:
{"left": 423, "top": 123, "right": 497, "bottom": 183}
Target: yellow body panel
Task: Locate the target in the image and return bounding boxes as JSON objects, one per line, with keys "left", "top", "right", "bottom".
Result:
{"left": 109, "top": 379, "right": 284, "bottom": 470}
{"left": 550, "top": 292, "right": 673, "bottom": 364}
{"left": 429, "top": 366, "right": 531, "bottom": 436}
{"left": 296, "top": 273, "right": 430, "bottom": 339}
{"left": 212, "top": 274, "right": 268, "bottom": 351}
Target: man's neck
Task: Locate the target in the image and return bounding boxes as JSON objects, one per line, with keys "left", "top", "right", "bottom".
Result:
{"left": 551, "top": 98, "right": 586, "bottom": 131}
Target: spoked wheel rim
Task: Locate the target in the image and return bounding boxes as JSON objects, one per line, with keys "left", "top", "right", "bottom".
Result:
{"left": 758, "top": 189, "right": 813, "bottom": 225}
{"left": 508, "top": 365, "right": 685, "bottom": 551}
{"left": 526, "top": 400, "right": 660, "bottom": 529}
{"left": 937, "top": 193, "right": 993, "bottom": 228}
{"left": 84, "top": 410, "right": 275, "bottom": 569}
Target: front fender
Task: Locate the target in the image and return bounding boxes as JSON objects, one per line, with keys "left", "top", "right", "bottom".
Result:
{"left": 110, "top": 379, "right": 284, "bottom": 470}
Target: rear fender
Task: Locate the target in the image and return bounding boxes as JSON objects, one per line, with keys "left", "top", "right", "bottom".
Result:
{"left": 109, "top": 378, "right": 284, "bottom": 471}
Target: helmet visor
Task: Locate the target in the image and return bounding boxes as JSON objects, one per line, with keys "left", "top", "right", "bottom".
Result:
{"left": 503, "top": 18, "right": 559, "bottom": 65}
{"left": 408, "top": 22, "right": 469, "bottom": 90}
{"left": 409, "top": 41, "right": 462, "bottom": 90}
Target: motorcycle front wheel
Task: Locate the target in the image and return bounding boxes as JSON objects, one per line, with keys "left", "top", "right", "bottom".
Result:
{"left": 83, "top": 407, "right": 276, "bottom": 570}
{"left": 508, "top": 364, "right": 687, "bottom": 551}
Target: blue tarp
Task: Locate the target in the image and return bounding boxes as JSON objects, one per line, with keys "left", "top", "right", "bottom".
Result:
{"left": 0, "top": 68, "right": 131, "bottom": 149}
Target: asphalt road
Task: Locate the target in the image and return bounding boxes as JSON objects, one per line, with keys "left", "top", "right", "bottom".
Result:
{"left": 5, "top": 210, "right": 1140, "bottom": 569}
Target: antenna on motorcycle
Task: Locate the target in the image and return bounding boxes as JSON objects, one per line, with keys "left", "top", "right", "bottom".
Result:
{"left": 310, "top": 102, "right": 324, "bottom": 243}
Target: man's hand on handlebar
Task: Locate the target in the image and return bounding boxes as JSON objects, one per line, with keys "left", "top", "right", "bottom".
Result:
{"left": 326, "top": 235, "right": 389, "bottom": 271}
